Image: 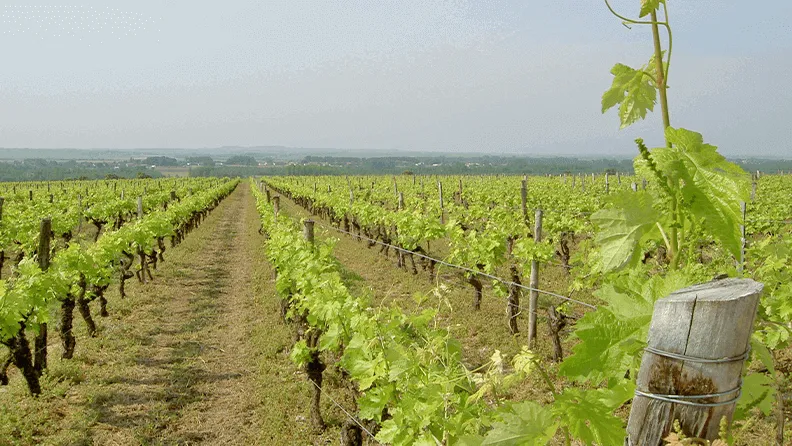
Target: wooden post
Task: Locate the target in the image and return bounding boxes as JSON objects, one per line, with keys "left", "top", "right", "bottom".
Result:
{"left": 349, "top": 188, "right": 354, "bottom": 205}
{"left": 0, "top": 197, "right": 4, "bottom": 221}
{"left": 438, "top": 181, "right": 444, "bottom": 224}
{"left": 626, "top": 279, "right": 763, "bottom": 445}
{"left": 137, "top": 196, "right": 144, "bottom": 219}
{"left": 738, "top": 202, "right": 747, "bottom": 275}
{"left": 29, "top": 190, "right": 33, "bottom": 201}
{"left": 605, "top": 173, "right": 610, "bottom": 194}
{"left": 34, "top": 218, "right": 52, "bottom": 375}
{"left": 77, "top": 195, "right": 83, "bottom": 234}
{"left": 49, "top": 194, "right": 53, "bottom": 203}
{"left": 398, "top": 192, "right": 404, "bottom": 211}
{"left": 266, "top": 190, "right": 271, "bottom": 203}
{"left": 303, "top": 220, "right": 315, "bottom": 244}
{"left": 618, "top": 171, "right": 622, "bottom": 185}
{"left": 170, "top": 191, "right": 177, "bottom": 201}
{"left": 273, "top": 196, "right": 280, "bottom": 218}
{"left": 632, "top": 182, "right": 638, "bottom": 192}
{"left": 520, "top": 179, "right": 528, "bottom": 227}
{"left": 527, "top": 209, "right": 543, "bottom": 345}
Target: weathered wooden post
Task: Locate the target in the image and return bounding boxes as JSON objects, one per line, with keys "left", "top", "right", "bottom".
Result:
{"left": 137, "top": 196, "right": 144, "bottom": 219}
{"left": 265, "top": 190, "right": 271, "bottom": 203}
{"left": 738, "top": 202, "right": 747, "bottom": 275}
{"left": 626, "top": 279, "right": 763, "bottom": 445}
{"left": 273, "top": 196, "right": 280, "bottom": 219}
{"left": 34, "top": 218, "right": 52, "bottom": 375}
{"left": 527, "top": 209, "right": 543, "bottom": 345}
{"left": 605, "top": 173, "right": 610, "bottom": 194}
{"left": 77, "top": 194, "right": 83, "bottom": 234}
{"left": 520, "top": 179, "right": 528, "bottom": 228}
{"left": 438, "top": 181, "right": 445, "bottom": 224}
{"left": 303, "top": 219, "right": 315, "bottom": 244}
{"left": 398, "top": 192, "right": 404, "bottom": 211}
{"left": 29, "top": 190, "right": 33, "bottom": 201}
{"left": 632, "top": 182, "right": 638, "bottom": 192}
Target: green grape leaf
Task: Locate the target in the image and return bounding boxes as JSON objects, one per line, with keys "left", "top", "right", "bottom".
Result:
{"left": 591, "top": 191, "right": 659, "bottom": 273}
{"left": 650, "top": 127, "right": 750, "bottom": 258}
{"left": 734, "top": 372, "right": 775, "bottom": 419}
{"left": 552, "top": 388, "right": 625, "bottom": 446}
{"left": 561, "top": 270, "right": 695, "bottom": 382}
{"left": 639, "top": 0, "right": 663, "bottom": 18}
{"left": 559, "top": 308, "right": 647, "bottom": 382}
{"left": 601, "top": 63, "right": 657, "bottom": 129}
{"left": 358, "top": 385, "right": 394, "bottom": 422}
{"left": 481, "top": 401, "right": 559, "bottom": 445}
{"left": 751, "top": 334, "right": 775, "bottom": 375}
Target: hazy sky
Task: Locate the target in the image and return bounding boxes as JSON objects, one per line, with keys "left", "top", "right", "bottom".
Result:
{"left": 0, "top": 1, "right": 790, "bottom": 156}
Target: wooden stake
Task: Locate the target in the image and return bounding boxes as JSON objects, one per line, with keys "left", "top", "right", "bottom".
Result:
{"left": 738, "top": 202, "right": 747, "bottom": 275}
{"left": 527, "top": 209, "right": 543, "bottom": 345}
{"left": 520, "top": 179, "right": 528, "bottom": 227}
{"left": 438, "top": 181, "right": 444, "bottom": 224}
{"left": 626, "top": 279, "right": 763, "bottom": 444}
{"left": 303, "top": 220, "right": 315, "bottom": 244}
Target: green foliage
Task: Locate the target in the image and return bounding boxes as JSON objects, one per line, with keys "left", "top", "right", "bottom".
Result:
{"left": 639, "top": 0, "right": 663, "bottom": 18}
{"left": 641, "top": 127, "right": 750, "bottom": 258}
{"left": 480, "top": 401, "right": 558, "bottom": 445}
{"left": 601, "top": 62, "right": 657, "bottom": 129}
{"left": 591, "top": 190, "right": 659, "bottom": 272}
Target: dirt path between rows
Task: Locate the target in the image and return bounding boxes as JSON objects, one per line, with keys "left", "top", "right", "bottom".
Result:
{"left": 81, "top": 185, "right": 266, "bottom": 445}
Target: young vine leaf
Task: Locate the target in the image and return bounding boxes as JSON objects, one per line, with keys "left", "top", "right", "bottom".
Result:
{"left": 601, "top": 62, "right": 657, "bottom": 129}
{"left": 649, "top": 127, "right": 751, "bottom": 258}
{"left": 591, "top": 190, "right": 659, "bottom": 273}
{"left": 639, "top": 0, "right": 664, "bottom": 18}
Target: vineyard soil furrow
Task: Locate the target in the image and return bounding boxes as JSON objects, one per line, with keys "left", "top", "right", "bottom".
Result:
{"left": 1, "top": 186, "right": 294, "bottom": 445}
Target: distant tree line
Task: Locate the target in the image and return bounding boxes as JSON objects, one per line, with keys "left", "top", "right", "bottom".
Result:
{"left": 0, "top": 159, "right": 163, "bottom": 181}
